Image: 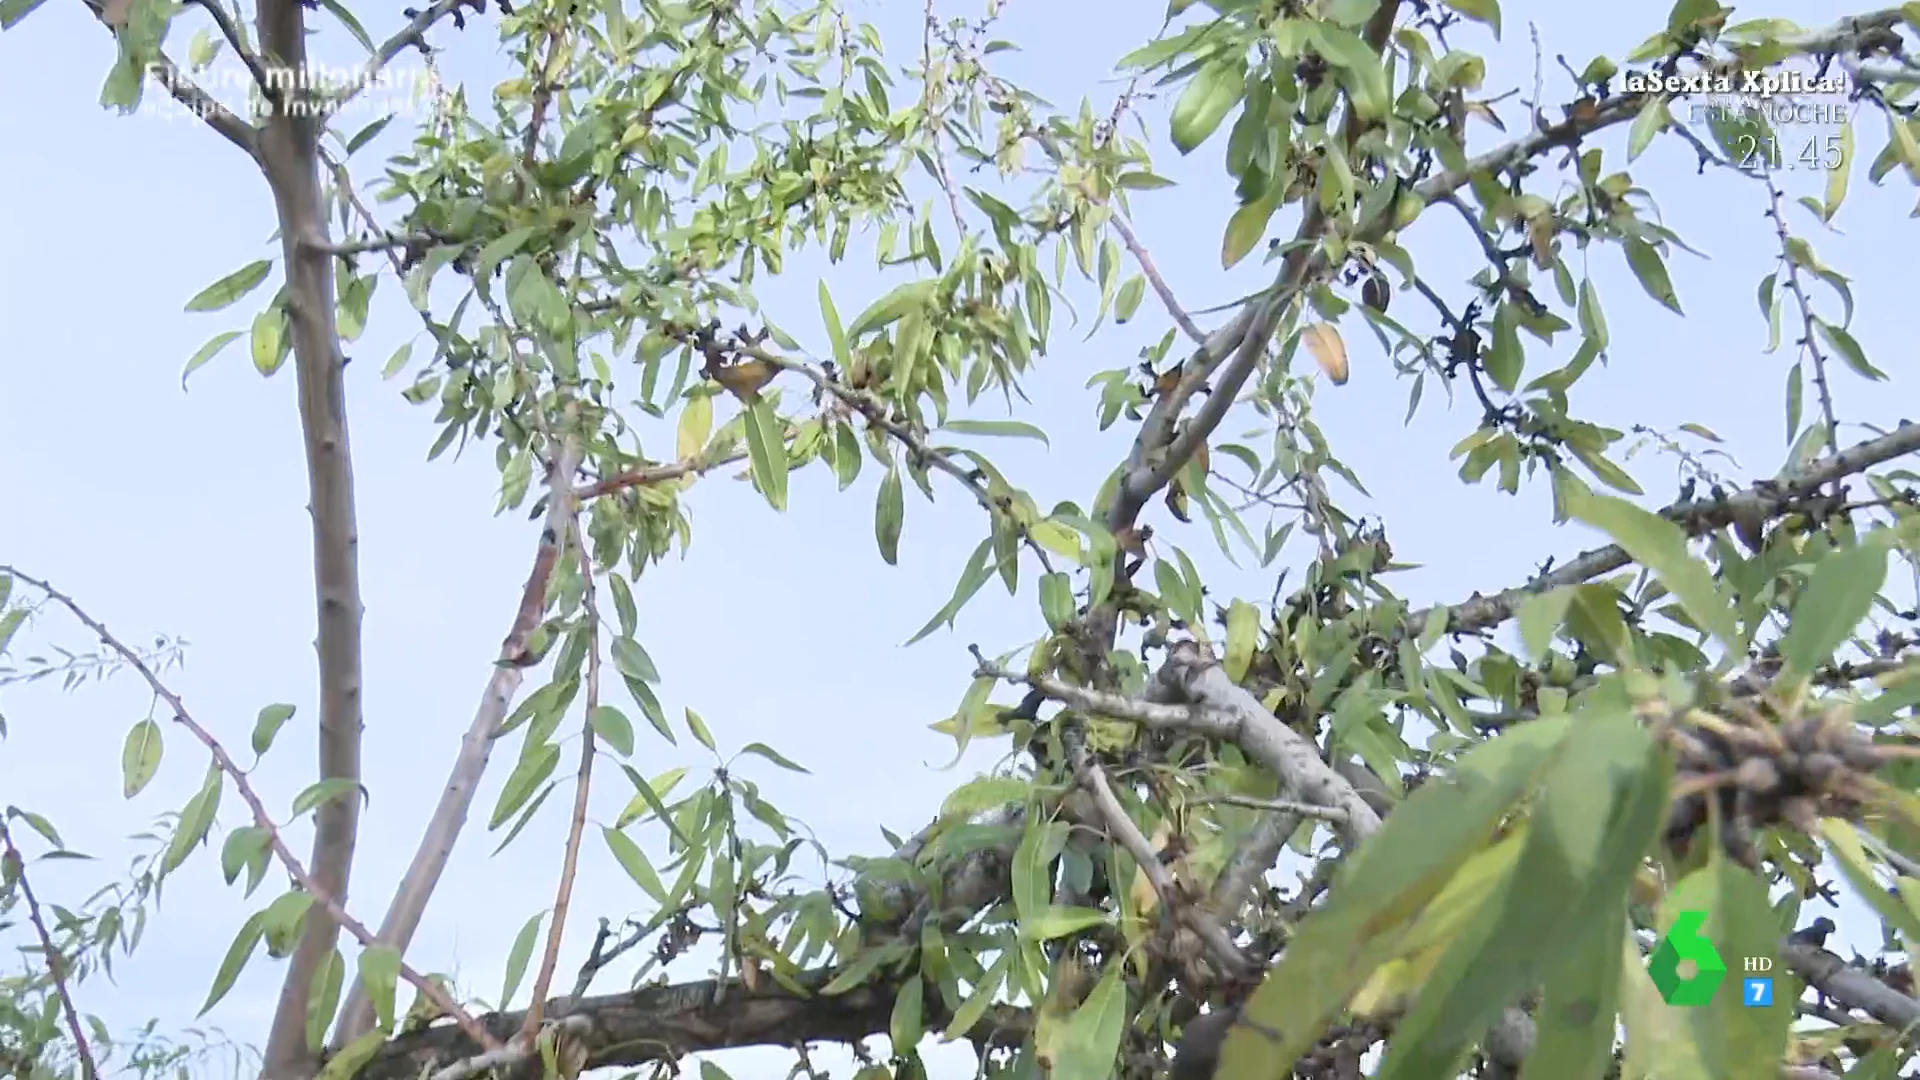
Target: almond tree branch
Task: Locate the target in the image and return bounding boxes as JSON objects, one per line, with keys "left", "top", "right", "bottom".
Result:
{"left": 251, "top": 0, "right": 368, "bottom": 1065}
{"left": 1422, "top": 421, "right": 1920, "bottom": 635}
{"left": 331, "top": 438, "right": 583, "bottom": 1047}
{"left": 1070, "top": 746, "right": 1252, "bottom": 979}
{"left": 519, "top": 510, "right": 603, "bottom": 1038}
{"left": 0, "top": 568, "right": 499, "bottom": 1058}
{"left": 328, "top": 0, "right": 472, "bottom": 111}
{"left": 970, "top": 644, "right": 1382, "bottom": 849}
{"left": 0, "top": 819, "right": 98, "bottom": 1080}
{"left": 356, "top": 969, "right": 1030, "bottom": 1080}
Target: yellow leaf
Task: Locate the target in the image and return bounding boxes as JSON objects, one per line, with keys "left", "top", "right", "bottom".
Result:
{"left": 676, "top": 393, "right": 712, "bottom": 461}
{"left": 1302, "top": 322, "right": 1349, "bottom": 385}
{"left": 1130, "top": 822, "right": 1172, "bottom": 917}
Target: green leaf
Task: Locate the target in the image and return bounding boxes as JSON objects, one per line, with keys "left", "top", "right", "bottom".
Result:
{"left": 161, "top": 764, "right": 222, "bottom": 876}
{"left": 1821, "top": 818, "right": 1920, "bottom": 950}
{"left": 1311, "top": 23, "right": 1391, "bottom": 121}
{"left": 819, "top": 281, "right": 851, "bottom": 369}
{"left": 1623, "top": 239, "right": 1683, "bottom": 314}
{"left": 1825, "top": 119, "right": 1854, "bottom": 220}
{"left": 1221, "top": 192, "right": 1278, "bottom": 269}
{"left": 1484, "top": 302, "right": 1522, "bottom": 391}
{"left": 1627, "top": 95, "right": 1669, "bottom": 161}
{"left": 603, "top": 826, "right": 667, "bottom": 902}
{"left": 890, "top": 975, "right": 925, "bottom": 1054}
{"left": 1039, "top": 571, "right": 1075, "bottom": 631}
{"left": 940, "top": 419, "right": 1050, "bottom": 445}
{"left": 685, "top": 707, "right": 717, "bottom": 752}
{"left": 744, "top": 398, "right": 789, "bottom": 511}
{"left": 122, "top": 719, "right": 163, "bottom": 798}
{"left": 1376, "top": 712, "right": 1665, "bottom": 1079}
{"left": 1053, "top": 961, "right": 1128, "bottom": 1080}
{"left": 1517, "top": 587, "right": 1574, "bottom": 660}
{"left": 611, "top": 637, "right": 660, "bottom": 683}
{"left": 199, "top": 912, "right": 265, "bottom": 1015}
{"left": 1446, "top": 0, "right": 1500, "bottom": 33}
{"left": 1025, "top": 905, "right": 1113, "bottom": 941}
{"left": 357, "top": 945, "right": 402, "bottom": 1034}
{"left": 1115, "top": 276, "right": 1146, "bottom": 322}
{"left": 591, "top": 705, "right": 636, "bottom": 757}
{"left": 1224, "top": 599, "right": 1258, "bottom": 682}
{"left": 292, "top": 777, "right": 361, "bottom": 817}
{"left": 501, "top": 911, "right": 543, "bottom": 1007}
{"left": 220, "top": 826, "right": 270, "bottom": 886}
{"left": 305, "top": 948, "right": 345, "bottom": 1052}
{"left": 0, "top": 0, "right": 53, "bottom": 29}
{"left": 316, "top": 1032, "right": 387, "bottom": 1080}
{"left": 847, "top": 280, "right": 934, "bottom": 337}
{"left": 1220, "top": 719, "right": 1574, "bottom": 1075}
{"left": 1169, "top": 56, "right": 1246, "bottom": 154}
{"left": 1568, "top": 491, "right": 1737, "bottom": 650}
{"left": 252, "top": 702, "right": 297, "bottom": 755}
{"left": 875, "top": 466, "right": 904, "bottom": 565}
{"left": 1778, "top": 544, "right": 1887, "bottom": 688}
{"left": 739, "top": 742, "right": 809, "bottom": 773}
{"left": 185, "top": 260, "right": 272, "bottom": 312}
{"left": 181, "top": 330, "right": 243, "bottom": 387}
{"left": 1815, "top": 319, "right": 1888, "bottom": 380}
{"left": 1527, "top": 899, "right": 1627, "bottom": 1077}
{"left": 489, "top": 744, "right": 560, "bottom": 829}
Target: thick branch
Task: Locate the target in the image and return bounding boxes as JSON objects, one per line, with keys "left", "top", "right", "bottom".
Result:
{"left": 332, "top": 438, "right": 583, "bottom": 1047}
{"left": 357, "top": 970, "right": 1028, "bottom": 1080}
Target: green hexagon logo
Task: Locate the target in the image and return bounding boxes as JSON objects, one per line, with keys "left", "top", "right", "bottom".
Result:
{"left": 1647, "top": 910, "right": 1727, "bottom": 1006}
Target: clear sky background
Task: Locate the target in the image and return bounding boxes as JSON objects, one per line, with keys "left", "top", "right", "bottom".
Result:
{"left": 0, "top": 0, "right": 1913, "bottom": 1075}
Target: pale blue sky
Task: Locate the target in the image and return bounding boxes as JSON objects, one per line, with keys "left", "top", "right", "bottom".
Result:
{"left": 0, "top": 0, "right": 1911, "bottom": 1074}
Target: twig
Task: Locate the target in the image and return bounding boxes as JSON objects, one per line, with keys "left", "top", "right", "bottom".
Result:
{"left": 133, "top": 54, "right": 261, "bottom": 159}
{"left": 330, "top": 0, "right": 472, "bottom": 111}
{"left": 520, "top": 512, "right": 603, "bottom": 1036}
{"left": 0, "top": 567, "right": 503, "bottom": 1055}
{"left": 0, "top": 820, "right": 98, "bottom": 1080}
{"left": 1109, "top": 214, "right": 1204, "bottom": 344}
{"left": 574, "top": 450, "right": 744, "bottom": 501}
{"left": 1763, "top": 172, "right": 1841, "bottom": 456}
{"left": 1187, "top": 793, "right": 1348, "bottom": 823}
{"left": 569, "top": 917, "right": 647, "bottom": 1001}
{"left": 919, "top": 0, "right": 969, "bottom": 235}
{"left": 1070, "top": 748, "right": 1251, "bottom": 978}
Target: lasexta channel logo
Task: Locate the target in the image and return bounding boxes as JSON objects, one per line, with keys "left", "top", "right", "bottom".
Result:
{"left": 1647, "top": 910, "right": 1728, "bottom": 1006}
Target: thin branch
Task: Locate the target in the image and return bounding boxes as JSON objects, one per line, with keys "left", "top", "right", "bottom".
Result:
{"left": 1763, "top": 172, "right": 1841, "bottom": 456}
{"left": 0, "top": 820, "right": 98, "bottom": 1080}
{"left": 0, "top": 568, "right": 500, "bottom": 1055}
{"left": 574, "top": 449, "right": 743, "bottom": 501}
{"left": 519, "top": 511, "right": 603, "bottom": 1037}
{"left": 1071, "top": 747, "right": 1251, "bottom": 978}
{"left": 970, "top": 644, "right": 1381, "bottom": 848}
{"left": 1188, "top": 793, "right": 1348, "bottom": 822}
{"left": 701, "top": 337, "right": 1057, "bottom": 573}
{"left": 1108, "top": 213, "right": 1205, "bottom": 344}
{"left": 329, "top": 0, "right": 472, "bottom": 111}
{"left": 331, "top": 438, "right": 583, "bottom": 1047}
{"left": 134, "top": 55, "right": 261, "bottom": 159}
